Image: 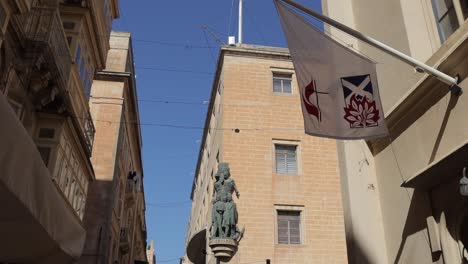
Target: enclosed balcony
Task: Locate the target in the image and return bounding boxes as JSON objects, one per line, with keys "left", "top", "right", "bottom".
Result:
{"left": 0, "top": 92, "right": 86, "bottom": 263}
{"left": 23, "top": 7, "right": 71, "bottom": 91}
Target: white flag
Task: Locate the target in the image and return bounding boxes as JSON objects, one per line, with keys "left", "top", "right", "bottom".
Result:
{"left": 275, "top": 0, "right": 388, "bottom": 139}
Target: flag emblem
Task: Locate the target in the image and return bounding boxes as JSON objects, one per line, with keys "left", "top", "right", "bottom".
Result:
{"left": 303, "top": 79, "right": 321, "bottom": 122}
{"left": 342, "top": 75, "right": 380, "bottom": 128}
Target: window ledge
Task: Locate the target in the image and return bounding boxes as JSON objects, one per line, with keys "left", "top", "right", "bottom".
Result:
{"left": 272, "top": 92, "right": 294, "bottom": 96}
{"left": 275, "top": 244, "right": 306, "bottom": 248}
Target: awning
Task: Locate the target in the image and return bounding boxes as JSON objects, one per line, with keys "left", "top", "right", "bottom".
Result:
{"left": 0, "top": 92, "right": 86, "bottom": 263}
{"left": 186, "top": 229, "right": 207, "bottom": 264}
{"left": 402, "top": 141, "right": 468, "bottom": 189}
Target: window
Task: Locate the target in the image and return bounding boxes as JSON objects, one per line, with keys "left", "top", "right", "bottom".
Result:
{"left": 273, "top": 73, "right": 293, "bottom": 94}
{"left": 431, "top": 0, "right": 468, "bottom": 42}
{"left": 432, "top": 0, "right": 459, "bottom": 41}
{"left": 277, "top": 210, "right": 301, "bottom": 244}
{"left": 75, "top": 44, "right": 81, "bottom": 64}
{"left": 37, "top": 146, "right": 52, "bottom": 166}
{"left": 275, "top": 144, "right": 297, "bottom": 175}
{"left": 63, "top": 21, "right": 76, "bottom": 30}
{"left": 39, "top": 128, "right": 56, "bottom": 139}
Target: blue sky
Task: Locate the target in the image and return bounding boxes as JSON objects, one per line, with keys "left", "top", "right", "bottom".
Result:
{"left": 112, "top": 0, "right": 322, "bottom": 263}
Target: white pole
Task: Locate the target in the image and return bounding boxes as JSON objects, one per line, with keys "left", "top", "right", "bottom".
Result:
{"left": 278, "top": 0, "right": 460, "bottom": 89}
{"left": 239, "top": 0, "right": 243, "bottom": 44}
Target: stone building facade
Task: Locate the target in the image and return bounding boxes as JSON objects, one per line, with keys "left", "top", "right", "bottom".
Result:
{"left": 322, "top": 0, "right": 468, "bottom": 263}
{"left": 0, "top": 0, "right": 118, "bottom": 262}
{"left": 184, "top": 44, "right": 347, "bottom": 264}
{"left": 80, "top": 31, "right": 148, "bottom": 264}
{"left": 146, "top": 240, "right": 156, "bottom": 264}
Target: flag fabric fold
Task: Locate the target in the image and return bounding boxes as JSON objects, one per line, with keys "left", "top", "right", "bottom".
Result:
{"left": 275, "top": 0, "right": 388, "bottom": 139}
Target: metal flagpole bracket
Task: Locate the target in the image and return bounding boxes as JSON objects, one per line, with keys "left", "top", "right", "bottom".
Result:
{"left": 450, "top": 74, "right": 462, "bottom": 96}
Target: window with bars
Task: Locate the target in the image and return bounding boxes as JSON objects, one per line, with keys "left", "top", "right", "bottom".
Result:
{"left": 273, "top": 73, "right": 293, "bottom": 94}
{"left": 275, "top": 144, "right": 297, "bottom": 175}
{"left": 277, "top": 210, "right": 301, "bottom": 244}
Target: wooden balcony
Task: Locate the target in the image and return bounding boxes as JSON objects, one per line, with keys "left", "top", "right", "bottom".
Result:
{"left": 23, "top": 7, "right": 71, "bottom": 91}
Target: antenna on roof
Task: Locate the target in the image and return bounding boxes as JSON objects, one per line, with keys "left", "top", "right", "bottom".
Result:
{"left": 238, "top": 0, "right": 243, "bottom": 44}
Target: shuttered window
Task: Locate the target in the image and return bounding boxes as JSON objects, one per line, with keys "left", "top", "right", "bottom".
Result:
{"left": 277, "top": 210, "right": 301, "bottom": 244}
{"left": 273, "top": 73, "right": 293, "bottom": 94}
{"left": 275, "top": 144, "right": 297, "bottom": 175}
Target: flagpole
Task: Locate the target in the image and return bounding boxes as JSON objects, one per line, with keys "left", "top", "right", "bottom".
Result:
{"left": 239, "top": 0, "right": 243, "bottom": 44}
{"left": 278, "top": 0, "right": 461, "bottom": 93}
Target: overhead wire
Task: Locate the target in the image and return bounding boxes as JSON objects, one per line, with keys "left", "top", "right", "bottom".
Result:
{"left": 91, "top": 95, "right": 305, "bottom": 107}
{"left": 146, "top": 201, "right": 191, "bottom": 208}
{"left": 202, "top": 26, "right": 219, "bottom": 66}
{"left": 157, "top": 257, "right": 183, "bottom": 263}
{"left": 71, "top": 113, "right": 303, "bottom": 131}
{"left": 137, "top": 66, "right": 213, "bottom": 75}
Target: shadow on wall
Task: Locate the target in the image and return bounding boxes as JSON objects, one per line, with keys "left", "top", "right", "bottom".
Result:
{"left": 346, "top": 236, "right": 373, "bottom": 264}
{"left": 392, "top": 190, "right": 435, "bottom": 264}
{"left": 392, "top": 183, "right": 467, "bottom": 264}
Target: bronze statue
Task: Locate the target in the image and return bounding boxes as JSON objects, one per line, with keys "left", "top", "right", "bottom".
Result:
{"left": 210, "top": 163, "right": 240, "bottom": 240}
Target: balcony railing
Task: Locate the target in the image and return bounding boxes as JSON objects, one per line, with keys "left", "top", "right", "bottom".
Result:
{"left": 23, "top": 7, "right": 71, "bottom": 91}
{"left": 83, "top": 111, "right": 95, "bottom": 155}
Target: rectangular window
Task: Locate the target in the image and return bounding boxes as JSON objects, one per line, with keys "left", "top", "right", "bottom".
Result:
{"left": 37, "top": 146, "right": 52, "bottom": 166}
{"left": 275, "top": 144, "right": 297, "bottom": 175}
{"left": 75, "top": 45, "right": 81, "bottom": 64}
{"left": 38, "top": 128, "right": 56, "bottom": 139}
{"left": 277, "top": 210, "right": 301, "bottom": 244}
{"left": 273, "top": 73, "right": 293, "bottom": 94}
{"left": 432, "top": 0, "right": 460, "bottom": 42}
{"left": 63, "top": 21, "right": 76, "bottom": 30}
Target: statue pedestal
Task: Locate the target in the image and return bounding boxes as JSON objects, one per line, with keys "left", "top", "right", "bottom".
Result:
{"left": 209, "top": 238, "right": 238, "bottom": 259}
